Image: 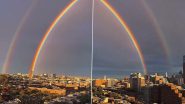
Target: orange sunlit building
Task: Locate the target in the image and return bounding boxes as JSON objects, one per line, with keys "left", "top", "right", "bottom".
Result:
{"left": 93, "top": 79, "right": 107, "bottom": 87}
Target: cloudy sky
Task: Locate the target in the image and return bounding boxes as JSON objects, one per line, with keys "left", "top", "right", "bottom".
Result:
{"left": 93, "top": 0, "right": 185, "bottom": 77}
{"left": 0, "top": 0, "right": 185, "bottom": 77}
{"left": 0, "top": 0, "right": 92, "bottom": 76}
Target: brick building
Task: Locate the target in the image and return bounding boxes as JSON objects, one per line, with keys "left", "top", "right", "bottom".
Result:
{"left": 149, "top": 83, "right": 185, "bottom": 104}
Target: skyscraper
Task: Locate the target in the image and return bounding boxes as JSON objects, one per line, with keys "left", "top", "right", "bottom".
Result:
{"left": 183, "top": 55, "right": 185, "bottom": 83}
{"left": 130, "top": 73, "right": 145, "bottom": 91}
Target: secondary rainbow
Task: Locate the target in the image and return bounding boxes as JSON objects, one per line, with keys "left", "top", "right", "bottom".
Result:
{"left": 101, "top": 0, "right": 147, "bottom": 74}
{"left": 29, "top": 0, "right": 78, "bottom": 78}
{"left": 2, "top": 1, "right": 37, "bottom": 74}
{"left": 140, "top": 0, "right": 171, "bottom": 65}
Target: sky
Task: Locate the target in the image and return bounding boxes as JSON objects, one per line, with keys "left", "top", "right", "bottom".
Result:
{"left": 93, "top": 0, "right": 185, "bottom": 78}
{"left": 0, "top": 0, "right": 185, "bottom": 77}
{"left": 0, "top": 0, "right": 92, "bottom": 76}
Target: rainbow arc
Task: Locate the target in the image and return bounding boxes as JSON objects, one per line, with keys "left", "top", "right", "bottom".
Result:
{"left": 100, "top": 0, "right": 147, "bottom": 74}
{"left": 2, "top": 1, "right": 37, "bottom": 74}
{"left": 29, "top": 0, "right": 78, "bottom": 78}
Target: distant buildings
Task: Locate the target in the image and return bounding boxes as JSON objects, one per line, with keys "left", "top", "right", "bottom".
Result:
{"left": 150, "top": 73, "right": 168, "bottom": 84}
{"left": 93, "top": 73, "right": 146, "bottom": 91}
{"left": 29, "top": 87, "right": 66, "bottom": 96}
{"left": 170, "top": 72, "right": 184, "bottom": 86}
{"left": 93, "top": 78, "right": 118, "bottom": 88}
{"left": 0, "top": 73, "right": 90, "bottom": 104}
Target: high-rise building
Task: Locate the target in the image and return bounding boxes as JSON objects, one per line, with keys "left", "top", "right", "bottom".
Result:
{"left": 130, "top": 73, "right": 145, "bottom": 91}
{"left": 183, "top": 55, "right": 185, "bottom": 83}
{"left": 149, "top": 83, "right": 185, "bottom": 104}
